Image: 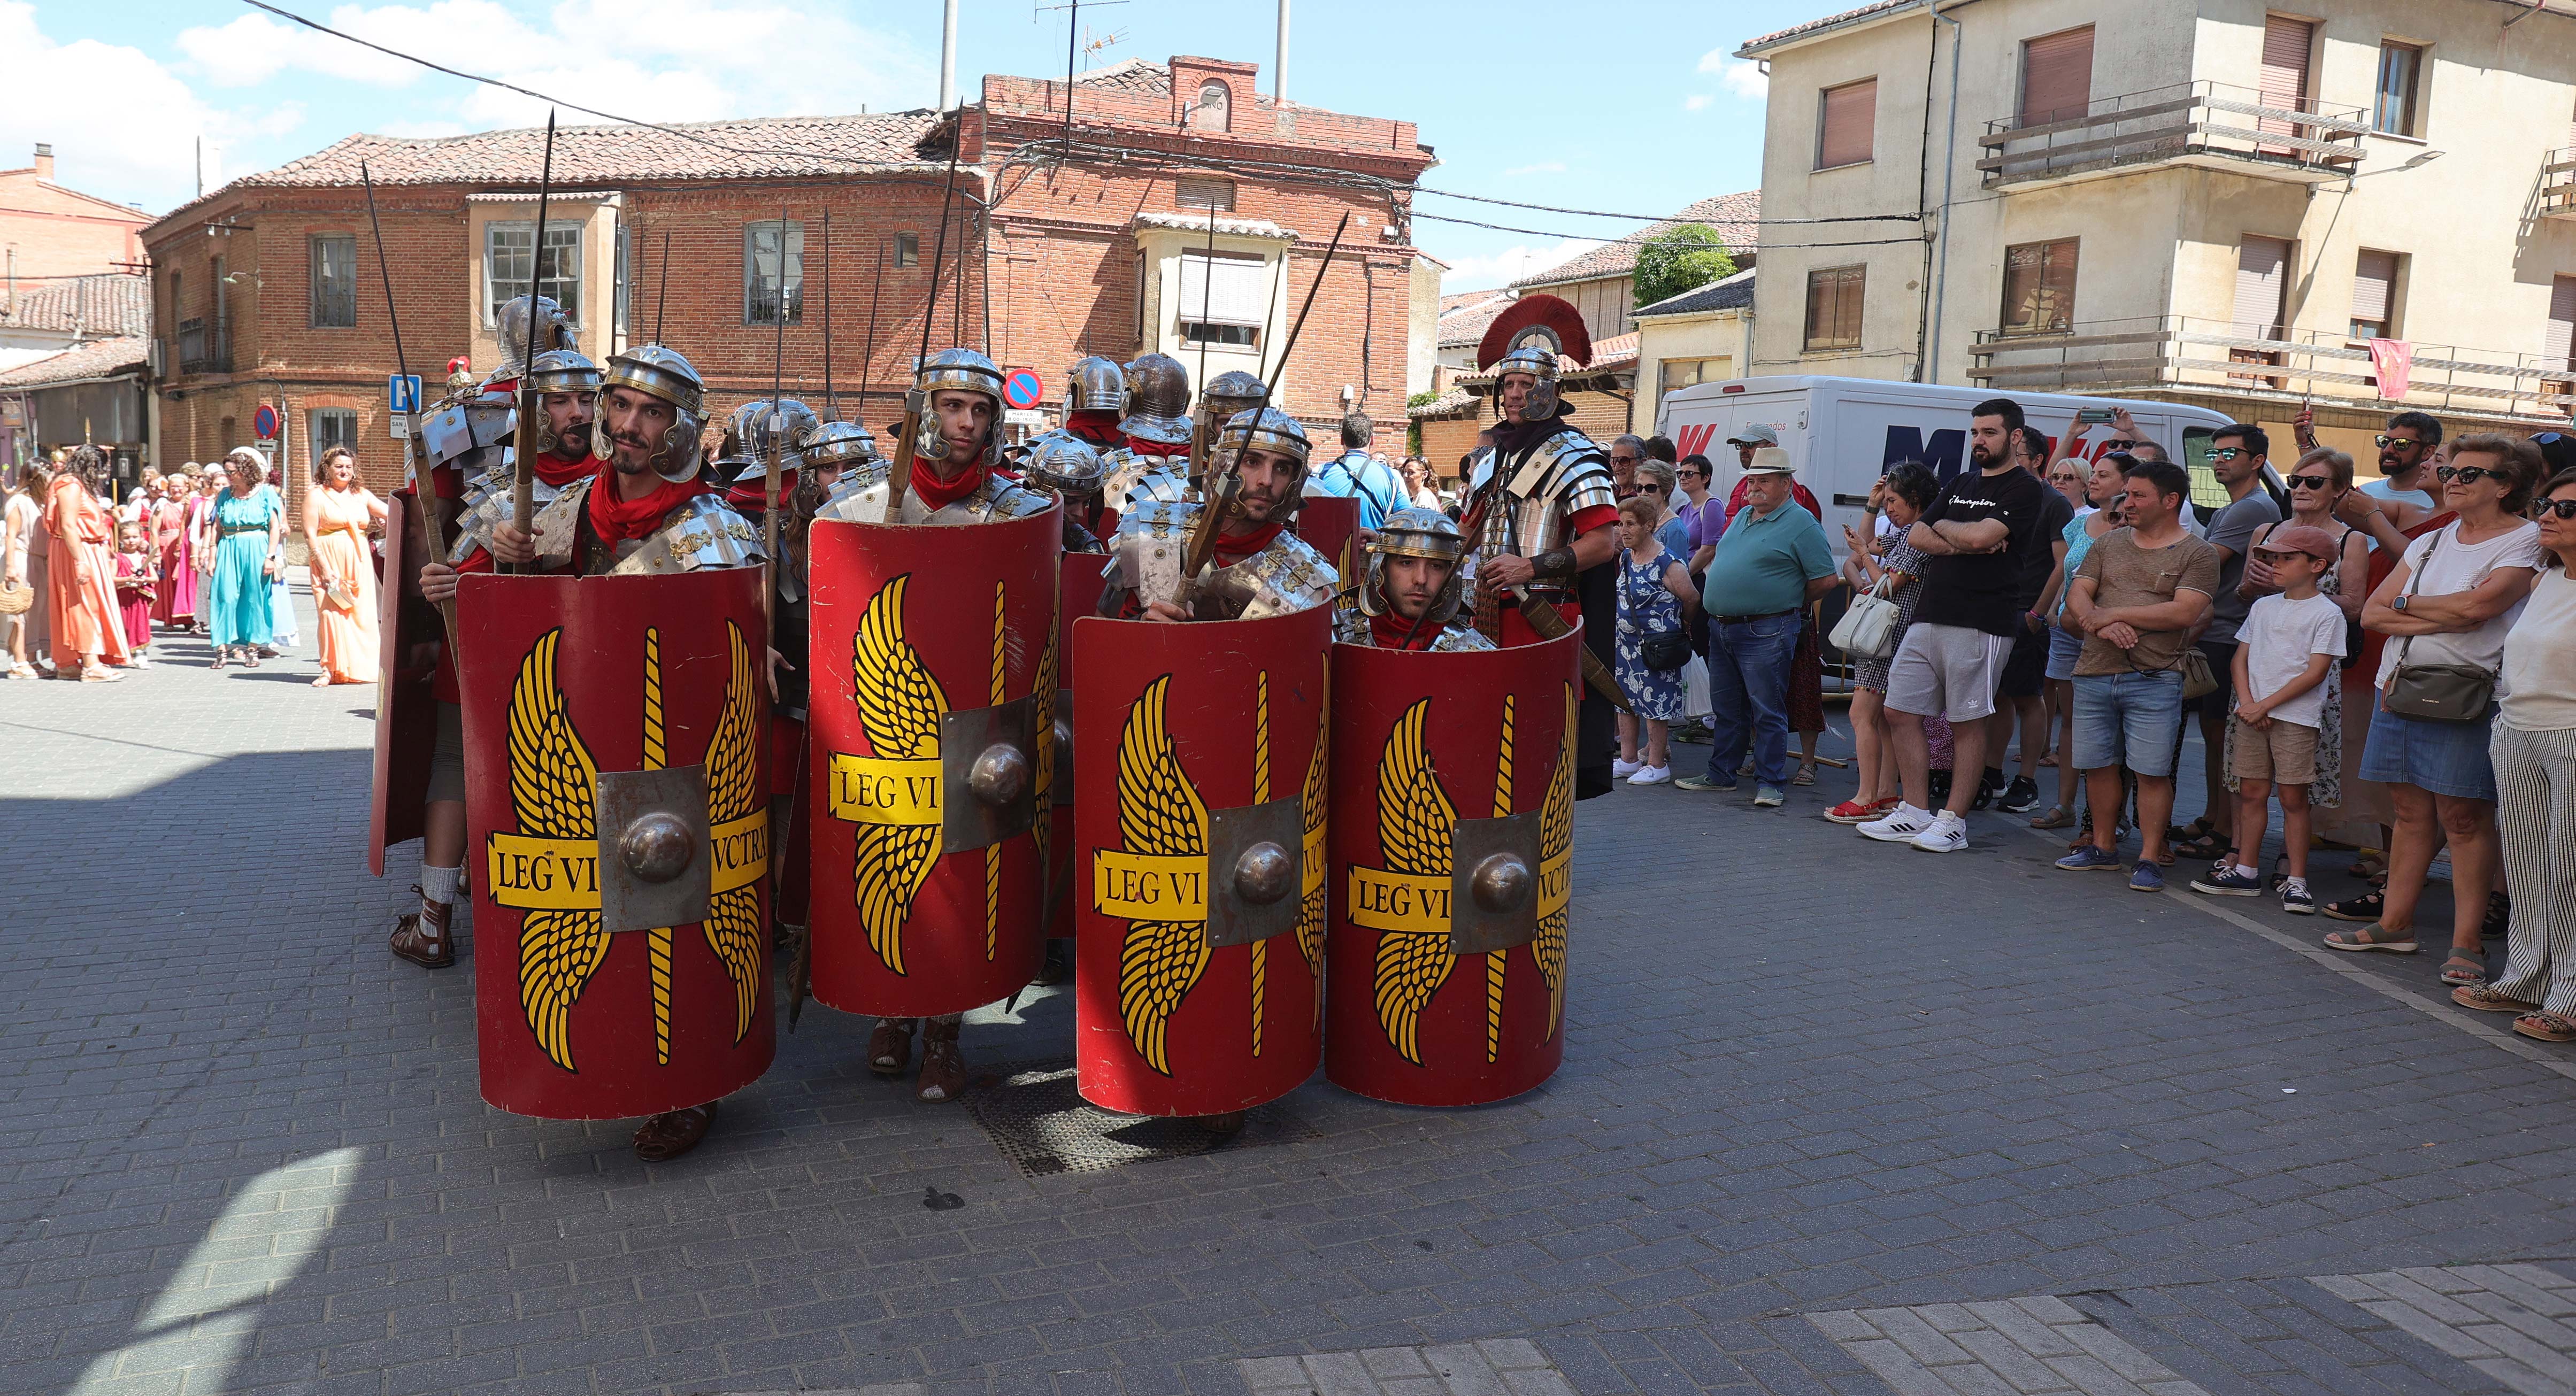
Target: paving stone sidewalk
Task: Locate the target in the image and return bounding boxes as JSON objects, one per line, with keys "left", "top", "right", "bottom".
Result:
{"left": 10, "top": 652, "right": 2576, "bottom": 1396}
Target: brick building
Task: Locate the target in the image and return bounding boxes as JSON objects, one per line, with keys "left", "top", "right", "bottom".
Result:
{"left": 140, "top": 55, "right": 1438, "bottom": 512}
{"left": 1, "top": 143, "right": 151, "bottom": 284}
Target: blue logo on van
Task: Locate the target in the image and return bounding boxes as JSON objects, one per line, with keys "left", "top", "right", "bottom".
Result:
{"left": 1885, "top": 426, "right": 1966, "bottom": 483}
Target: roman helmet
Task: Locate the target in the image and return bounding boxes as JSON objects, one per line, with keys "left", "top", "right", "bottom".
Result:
{"left": 495, "top": 294, "right": 576, "bottom": 374}
{"left": 1019, "top": 429, "right": 1108, "bottom": 497}
{"left": 1488, "top": 344, "right": 1563, "bottom": 425}
{"left": 1217, "top": 406, "right": 1312, "bottom": 487}
{"left": 1198, "top": 370, "right": 1267, "bottom": 429}
{"left": 524, "top": 348, "right": 603, "bottom": 459}
{"left": 912, "top": 348, "right": 1008, "bottom": 465}
{"left": 1357, "top": 505, "right": 1468, "bottom": 624}
{"left": 724, "top": 398, "right": 822, "bottom": 495}
{"left": 599, "top": 343, "right": 708, "bottom": 483}
{"left": 1063, "top": 356, "right": 1127, "bottom": 416}
{"left": 1473, "top": 294, "right": 1590, "bottom": 426}
{"left": 1119, "top": 352, "right": 1192, "bottom": 446}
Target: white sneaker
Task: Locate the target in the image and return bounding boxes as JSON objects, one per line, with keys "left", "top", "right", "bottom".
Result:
{"left": 1857, "top": 803, "right": 1934, "bottom": 843}
{"left": 1628, "top": 765, "right": 1670, "bottom": 785}
{"left": 1612, "top": 758, "right": 1642, "bottom": 778}
{"left": 1910, "top": 811, "right": 1969, "bottom": 853}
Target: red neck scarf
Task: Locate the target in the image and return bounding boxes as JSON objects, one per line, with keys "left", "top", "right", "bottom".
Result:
{"left": 534, "top": 448, "right": 595, "bottom": 487}
{"left": 1129, "top": 436, "right": 1189, "bottom": 459}
{"left": 1214, "top": 519, "right": 1286, "bottom": 567}
{"left": 1367, "top": 610, "right": 1436, "bottom": 650}
{"left": 909, "top": 459, "right": 987, "bottom": 513}
{"left": 1066, "top": 413, "right": 1122, "bottom": 445}
{"left": 587, "top": 462, "right": 708, "bottom": 543}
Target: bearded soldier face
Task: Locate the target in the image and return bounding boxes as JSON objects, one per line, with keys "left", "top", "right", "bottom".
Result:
{"left": 601, "top": 385, "right": 674, "bottom": 475}
{"left": 1232, "top": 445, "right": 1300, "bottom": 525}
{"left": 543, "top": 391, "right": 596, "bottom": 455}
{"left": 1382, "top": 553, "right": 1452, "bottom": 622}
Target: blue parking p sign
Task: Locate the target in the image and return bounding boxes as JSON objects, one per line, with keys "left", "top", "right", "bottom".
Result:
{"left": 388, "top": 374, "right": 422, "bottom": 414}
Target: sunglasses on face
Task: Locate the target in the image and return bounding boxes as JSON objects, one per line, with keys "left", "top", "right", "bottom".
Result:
{"left": 2285, "top": 473, "right": 2335, "bottom": 490}
{"left": 2376, "top": 435, "right": 2426, "bottom": 451}
{"left": 2437, "top": 465, "right": 2502, "bottom": 484}
{"left": 1678, "top": 468, "right": 1706, "bottom": 479}
{"left": 2533, "top": 498, "right": 2576, "bottom": 521}
{"left": 2098, "top": 438, "right": 2134, "bottom": 450}
{"left": 1610, "top": 454, "right": 1640, "bottom": 465}
{"left": 1639, "top": 482, "right": 1668, "bottom": 493}
{"left": 2208, "top": 447, "right": 2249, "bottom": 462}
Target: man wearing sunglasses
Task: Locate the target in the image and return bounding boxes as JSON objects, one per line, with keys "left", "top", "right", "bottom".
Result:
{"left": 2356, "top": 411, "right": 2445, "bottom": 540}
{"left": 2170, "top": 424, "right": 2283, "bottom": 863}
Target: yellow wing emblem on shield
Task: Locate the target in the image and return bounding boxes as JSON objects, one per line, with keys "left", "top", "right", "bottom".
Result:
{"left": 851, "top": 574, "right": 948, "bottom": 975}
{"left": 507, "top": 629, "right": 610, "bottom": 1073}
{"left": 700, "top": 621, "right": 764, "bottom": 1042}
{"left": 1533, "top": 683, "right": 1574, "bottom": 1040}
{"left": 1372, "top": 698, "right": 1458, "bottom": 1066}
{"left": 1114, "top": 675, "right": 1211, "bottom": 1076}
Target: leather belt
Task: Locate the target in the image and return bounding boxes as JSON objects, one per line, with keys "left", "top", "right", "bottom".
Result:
{"left": 1711, "top": 608, "right": 1798, "bottom": 624}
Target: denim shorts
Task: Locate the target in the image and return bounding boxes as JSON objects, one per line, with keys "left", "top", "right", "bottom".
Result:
{"left": 2359, "top": 695, "right": 2500, "bottom": 801}
{"left": 2072, "top": 670, "right": 2187, "bottom": 777}
{"left": 2043, "top": 624, "right": 2083, "bottom": 683}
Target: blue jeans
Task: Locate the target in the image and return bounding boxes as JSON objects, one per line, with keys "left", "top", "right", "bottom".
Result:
{"left": 2073, "top": 670, "right": 2186, "bottom": 777}
{"left": 1704, "top": 614, "right": 1800, "bottom": 787}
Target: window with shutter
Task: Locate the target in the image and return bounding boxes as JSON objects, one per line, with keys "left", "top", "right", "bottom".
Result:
{"left": 2231, "top": 236, "right": 2293, "bottom": 387}
{"left": 2259, "top": 16, "right": 2315, "bottom": 144}
{"left": 1817, "top": 79, "right": 1877, "bottom": 168}
{"left": 1179, "top": 251, "right": 1269, "bottom": 349}
{"left": 1998, "top": 239, "right": 2078, "bottom": 337}
{"left": 2018, "top": 27, "right": 2094, "bottom": 128}
{"left": 1804, "top": 266, "right": 1865, "bottom": 351}
{"left": 1176, "top": 178, "right": 1235, "bottom": 212}
{"left": 2373, "top": 42, "right": 2423, "bottom": 137}
{"left": 2350, "top": 250, "right": 2399, "bottom": 341}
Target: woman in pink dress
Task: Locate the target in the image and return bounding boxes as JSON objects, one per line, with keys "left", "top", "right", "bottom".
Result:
{"left": 304, "top": 446, "right": 387, "bottom": 685}
{"left": 154, "top": 471, "right": 198, "bottom": 630}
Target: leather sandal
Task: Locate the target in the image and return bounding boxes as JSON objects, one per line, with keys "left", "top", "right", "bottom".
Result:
{"left": 867, "top": 1018, "right": 916, "bottom": 1076}
{"left": 633, "top": 1101, "right": 717, "bottom": 1161}
{"left": 2454, "top": 983, "right": 2538, "bottom": 1014}
{"left": 2441, "top": 952, "right": 2487, "bottom": 988}
{"left": 2516, "top": 1012, "right": 2576, "bottom": 1044}
{"left": 915, "top": 1017, "right": 966, "bottom": 1103}
{"left": 388, "top": 890, "right": 455, "bottom": 968}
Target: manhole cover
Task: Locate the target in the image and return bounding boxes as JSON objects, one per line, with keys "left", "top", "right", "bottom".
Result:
{"left": 962, "top": 1058, "right": 1320, "bottom": 1177}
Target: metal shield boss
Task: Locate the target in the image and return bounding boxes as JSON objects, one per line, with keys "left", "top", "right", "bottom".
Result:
{"left": 1049, "top": 553, "right": 1114, "bottom": 938}
{"left": 1296, "top": 494, "right": 1362, "bottom": 598}
{"left": 806, "top": 507, "right": 1059, "bottom": 1018}
{"left": 1325, "top": 627, "right": 1580, "bottom": 1107}
{"left": 369, "top": 492, "right": 440, "bottom": 875}
{"left": 453, "top": 568, "right": 776, "bottom": 1120}
{"left": 1070, "top": 606, "right": 1332, "bottom": 1116}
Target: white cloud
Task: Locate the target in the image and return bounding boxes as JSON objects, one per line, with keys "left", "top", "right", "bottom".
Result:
{"left": 1683, "top": 95, "right": 1713, "bottom": 112}
{"left": 1503, "top": 161, "right": 1566, "bottom": 177}
{"left": 1719, "top": 58, "right": 1769, "bottom": 99}
{"left": 0, "top": 2, "right": 240, "bottom": 213}
{"left": 1439, "top": 238, "right": 1604, "bottom": 294}
{"left": 177, "top": 1, "right": 934, "bottom": 132}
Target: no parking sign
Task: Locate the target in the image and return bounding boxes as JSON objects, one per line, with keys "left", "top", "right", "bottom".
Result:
{"left": 1003, "top": 368, "right": 1044, "bottom": 411}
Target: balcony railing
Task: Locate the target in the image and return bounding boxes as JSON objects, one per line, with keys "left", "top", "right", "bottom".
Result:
{"left": 2544, "top": 148, "right": 2576, "bottom": 221}
{"left": 1967, "top": 315, "right": 2576, "bottom": 422}
{"left": 176, "top": 316, "right": 231, "bottom": 375}
{"left": 1978, "top": 81, "right": 2368, "bottom": 189}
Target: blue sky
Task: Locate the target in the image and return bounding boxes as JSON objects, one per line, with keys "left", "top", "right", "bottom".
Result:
{"left": 6, "top": 0, "right": 1853, "bottom": 290}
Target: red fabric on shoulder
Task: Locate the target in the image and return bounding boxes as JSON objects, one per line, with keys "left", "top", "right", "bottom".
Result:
{"left": 1567, "top": 503, "right": 1618, "bottom": 538}
{"left": 909, "top": 460, "right": 987, "bottom": 513}
{"left": 587, "top": 463, "right": 709, "bottom": 543}
{"left": 1214, "top": 520, "right": 1286, "bottom": 568}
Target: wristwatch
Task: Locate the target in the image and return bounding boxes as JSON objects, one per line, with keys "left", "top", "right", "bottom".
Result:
{"left": 2393, "top": 595, "right": 2410, "bottom": 613}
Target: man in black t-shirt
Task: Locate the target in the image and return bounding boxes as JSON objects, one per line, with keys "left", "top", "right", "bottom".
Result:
{"left": 1855, "top": 397, "right": 2050, "bottom": 853}
{"left": 1980, "top": 424, "right": 2075, "bottom": 814}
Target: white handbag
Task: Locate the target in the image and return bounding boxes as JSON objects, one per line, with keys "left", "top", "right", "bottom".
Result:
{"left": 1828, "top": 578, "right": 1902, "bottom": 661}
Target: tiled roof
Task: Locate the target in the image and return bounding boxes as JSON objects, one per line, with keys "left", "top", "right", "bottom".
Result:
{"left": 1440, "top": 290, "right": 1500, "bottom": 314}
{"left": 1435, "top": 292, "right": 1516, "bottom": 350}
{"left": 1074, "top": 58, "right": 1172, "bottom": 95}
{"left": 1409, "top": 385, "right": 1477, "bottom": 419}
{"left": 1131, "top": 211, "right": 1294, "bottom": 238}
{"left": 0, "top": 335, "right": 147, "bottom": 388}
{"left": 156, "top": 111, "right": 947, "bottom": 229}
{"left": 1589, "top": 332, "right": 1639, "bottom": 369}
{"left": 1509, "top": 190, "right": 1760, "bottom": 290}
{"left": 1739, "top": 0, "right": 1927, "bottom": 55}
{"left": 0, "top": 274, "right": 151, "bottom": 337}
{"left": 1634, "top": 267, "right": 1756, "bottom": 318}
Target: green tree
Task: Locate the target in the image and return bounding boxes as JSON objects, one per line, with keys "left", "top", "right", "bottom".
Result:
{"left": 1632, "top": 223, "right": 1739, "bottom": 310}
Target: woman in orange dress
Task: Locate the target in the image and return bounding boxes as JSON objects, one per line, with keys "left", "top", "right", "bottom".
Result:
{"left": 303, "top": 445, "right": 387, "bottom": 685}
{"left": 43, "top": 446, "right": 128, "bottom": 681}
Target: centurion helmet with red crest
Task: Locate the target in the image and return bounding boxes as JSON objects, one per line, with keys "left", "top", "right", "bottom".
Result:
{"left": 1476, "top": 294, "right": 1592, "bottom": 425}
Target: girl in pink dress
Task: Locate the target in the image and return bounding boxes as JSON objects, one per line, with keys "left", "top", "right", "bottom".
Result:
{"left": 114, "top": 521, "right": 155, "bottom": 666}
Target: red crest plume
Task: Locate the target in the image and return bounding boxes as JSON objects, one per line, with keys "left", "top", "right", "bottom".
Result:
{"left": 1476, "top": 294, "right": 1591, "bottom": 372}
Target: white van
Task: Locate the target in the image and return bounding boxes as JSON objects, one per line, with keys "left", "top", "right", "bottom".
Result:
{"left": 1655, "top": 375, "right": 2249, "bottom": 547}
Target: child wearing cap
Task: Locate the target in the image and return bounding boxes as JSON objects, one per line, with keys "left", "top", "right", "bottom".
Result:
{"left": 2195, "top": 524, "right": 2347, "bottom": 911}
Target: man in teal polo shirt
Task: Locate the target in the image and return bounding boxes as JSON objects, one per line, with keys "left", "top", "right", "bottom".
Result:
{"left": 1677, "top": 447, "right": 1837, "bottom": 805}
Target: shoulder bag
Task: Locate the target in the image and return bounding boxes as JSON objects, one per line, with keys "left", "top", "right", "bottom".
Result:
{"left": 1828, "top": 575, "right": 1902, "bottom": 661}
{"left": 1629, "top": 559, "right": 1693, "bottom": 671}
{"left": 2381, "top": 528, "right": 2497, "bottom": 723}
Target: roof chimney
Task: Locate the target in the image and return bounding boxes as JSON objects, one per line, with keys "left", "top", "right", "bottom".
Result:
{"left": 33, "top": 143, "right": 54, "bottom": 181}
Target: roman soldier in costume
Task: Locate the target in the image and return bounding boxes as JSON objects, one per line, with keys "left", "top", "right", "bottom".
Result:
{"left": 1098, "top": 352, "right": 1196, "bottom": 514}
{"left": 417, "top": 341, "right": 773, "bottom": 1163}
{"left": 1459, "top": 295, "right": 1622, "bottom": 798}
{"left": 1051, "top": 356, "right": 1125, "bottom": 540}
{"left": 1099, "top": 407, "right": 1337, "bottom": 623}
{"left": 1336, "top": 506, "right": 1495, "bottom": 653}
{"left": 382, "top": 307, "right": 594, "bottom": 975}
{"left": 805, "top": 348, "right": 1056, "bottom": 1107}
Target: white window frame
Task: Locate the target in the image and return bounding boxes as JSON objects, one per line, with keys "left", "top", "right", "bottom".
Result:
{"left": 744, "top": 219, "right": 805, "bottom": 327}
{"left": 484, "top": 221, "right": 583, "bottom": 327}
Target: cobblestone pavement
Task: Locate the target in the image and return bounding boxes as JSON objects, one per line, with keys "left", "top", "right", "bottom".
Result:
{"left": 11, "top": 637, "right": 2576, "bottom": 1396}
